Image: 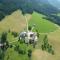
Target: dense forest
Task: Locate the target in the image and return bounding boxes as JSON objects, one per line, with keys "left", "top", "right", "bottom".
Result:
{"left": 0, "top": 0, "right": 60, "bottom": 25}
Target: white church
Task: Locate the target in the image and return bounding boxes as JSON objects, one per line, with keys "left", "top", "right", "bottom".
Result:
{"left": 19, "top": 31, "right": 38, "bottom": 44}
{"left": 19, "top": 16, "right": 38, "bottom": 44}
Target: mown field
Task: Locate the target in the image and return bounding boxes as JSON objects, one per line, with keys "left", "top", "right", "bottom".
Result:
{"left": 30, "top": 12, "right": 60, "bottom": 60}
{"left": 29, "top": 12, "right": 58, "bottom": 33}
{"left": 0, "top": 10, "right": 32, "bottom": 60}
{"left": 0, "top": 10, "right": 60, "bottom": 60}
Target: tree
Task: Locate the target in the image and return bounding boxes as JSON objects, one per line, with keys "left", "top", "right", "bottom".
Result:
{"left": 1, "top": 32, "right": 9, "bottom": 51}
{"left": 14, "top": 45, "right": 19, "bottom": 51}
{"left": 41, "top": 45, "right": 45, "bottom": 50}
{"left": 36, "top": 29, "right": 39, "bottom": 38}
{"left": 0, "top": 49, "right": 4, "bottom": 60}
{"left": 12, "top": 31, "right": 18, "bottom": 37}
{"left": 14, "top": 44, "right": 26, "bottom": 55}
{"left": 43, "top": 35, "right": 48, "bottom": 44}
{"left": 43, "top": 35, "right": 48, "bottom": 50}
{"left": 28, "top": 26, "right": 32, "bottom": 31}
{"left": 48, "top": 45, "right": 54, "bottom": 55}
{"left": 28, "top": 49, "right": 32, "bottom": 60}
{"left": 1, "top": 32, "right": 7, "bottom": 44}
{"left": 0, "top": 49, "right": 3, "bottom": 59}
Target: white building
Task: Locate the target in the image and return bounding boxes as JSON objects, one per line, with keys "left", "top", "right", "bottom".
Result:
{"left": 19, "top": 31, "right": 38, "bottom": 44}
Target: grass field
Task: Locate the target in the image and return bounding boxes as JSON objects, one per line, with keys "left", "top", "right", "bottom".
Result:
{"left": 4, "top": 41, "right": 33, "bottom": 60}
{"left": 29, "top": 12, "right": 60, "bottom": 60}
{"left": 0, "top": 10, "right": 31, "bottom": 34}
{"left": 0, "top": 10, "right": 31, "bottom": 60}
{"left": 0, "top": 10, "right": 60, "bottom": 60}
{"left": 29, "top": 12, "right": 58, "bottom": 33}
{"left": 48, "top": 28, "right": 60, "bottom": 60}
{"left": 32, "top": 28, "right": 60, "bottom": 60}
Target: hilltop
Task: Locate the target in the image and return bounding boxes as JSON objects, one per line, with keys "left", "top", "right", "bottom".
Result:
{"left": 0, "top": 10, "right": 60, "bottom": 60}
{"left": 29, "top": 12, "right": 58, "bottom": 33}
{"left": 0, "top": 10, "right": 31, "bottom": 33}
{"left": 0, "top": 10, "right": 58, "bottom": 34}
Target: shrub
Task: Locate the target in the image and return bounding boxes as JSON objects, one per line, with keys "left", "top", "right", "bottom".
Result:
{"left": 42, "top": 35, "right": 55, "bottom": 55}
{"left": 14, "top": 45, "right": 19, "bottom": 51}
{"left": 12, "top": 31, "right": 18, "bottom": 37}
{"left": 14, "top": 44, "right": 26, "bottom": 55}
{"left": 28, "top": 49, "right": 32, "bottom": 58}
{"left": 18, "top": 48, "right": 26, "bottom": 54}
{"left": 41, "top": 45, "right": 45, "bottom": 50}
{"left": 48, "top": 45, "right": 52, "bottom": 53}
{"left": 9, "top": 44, "right": 13, "bottom": 48}
{"left": 28, "top": 26, "right": 32, "bottom": 31}
{"left": 36, "top": 29, "right": 39, "bottom": 37}
{"left": 19, "top": 39, "right": 24, "bottom": 44}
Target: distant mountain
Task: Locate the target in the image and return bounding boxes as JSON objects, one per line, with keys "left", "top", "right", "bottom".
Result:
{"left": 37, "top": 0, "right": 60, "bottom": 9}
{"left": 0, "top": 0, "right": 59, "bottom": 14}
{"left": 48, "top": 0, "right": 60, "bottom": 9}
{"left": 35, "top": 0, "right": 48, "bottom": 3}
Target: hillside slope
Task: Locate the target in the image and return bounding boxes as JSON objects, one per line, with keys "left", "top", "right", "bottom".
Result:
{"left": 32, "top": 24, "right": 60, "bottom": 60}
{"left": 0, "top": 10, "right": 31, "bottom": 33}
{"left": 29, "top": 12, "right": 58, "bottom": 33}
{"left": 48, "top": 28, "right": 60, "bottom": 60}
{"left": 0, "top": 10, "right": 60, "bottom": 60}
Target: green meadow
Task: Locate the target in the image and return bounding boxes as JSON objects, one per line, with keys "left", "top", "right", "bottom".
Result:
{"left": 29, "top": 12, "right": 57, "bottom": 33}
{"left": 0, "top": 10, "right": 60, "bottom": 60}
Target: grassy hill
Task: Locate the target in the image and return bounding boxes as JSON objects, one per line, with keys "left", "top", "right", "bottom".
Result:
{"left": 32, "top": 27, "right": 60, "bottom": 60}
{"left": 29, "top": 12, "right": 60, "bottom": 60}
{"left": 29, "top": 12, "right": 58, "bottom": 33}
{"left": 0, "top": 10, "right": 31, "bottom": 60}
{"left": 0, "top": 10, "right": 31, "bottom": 34}
{"left": 0, "top": 10, "right": 60, "bottom": 60}
{"left": 48, "top": 28, "right": 60, "bottom": 60}
{"left": 0, "top": 11, "right": 58, "bottom": 34}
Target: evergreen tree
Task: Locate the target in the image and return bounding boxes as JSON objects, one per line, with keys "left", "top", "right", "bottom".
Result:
{"left": 1, "top": 32, "right": 7, "bottom": 44}
{"left": 28, "top": 49, "right": 32, "bottom": 60}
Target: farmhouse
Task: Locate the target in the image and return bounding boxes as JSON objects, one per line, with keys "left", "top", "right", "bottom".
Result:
{"left": 19, "top": 31, "right": 38, "bottom": 44}
{"left": 19, "top": 16, "right": 38, "bottom": 44}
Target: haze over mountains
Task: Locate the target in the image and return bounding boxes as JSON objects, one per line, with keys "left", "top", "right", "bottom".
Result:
{"left": 48, "top": 0, "right": 60, "bottom": 9}
{"left": 0, "top": 0, "right": 60, "bottom": 25}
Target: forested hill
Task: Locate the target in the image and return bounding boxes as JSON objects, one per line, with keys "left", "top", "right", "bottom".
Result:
{"left": 0, "top": 0, "right": 59, "bottom": 14}
{"left": 0, "top": 0, "right": 60, "bottom": 25}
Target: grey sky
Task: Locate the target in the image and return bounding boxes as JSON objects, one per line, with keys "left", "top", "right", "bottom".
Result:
{"left": 48, "top": 0, "right": 60, "bottom": 9}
